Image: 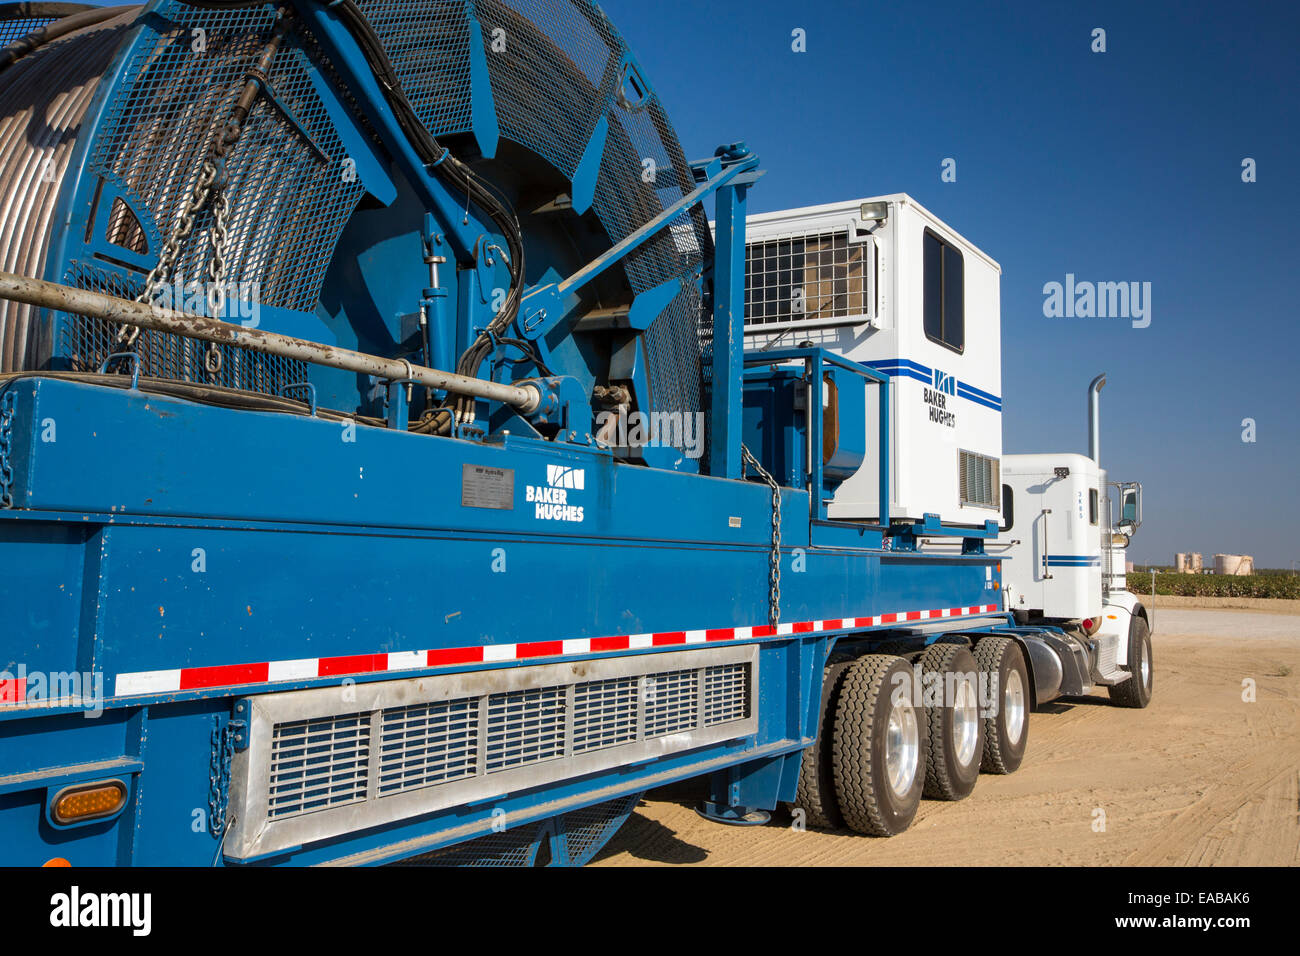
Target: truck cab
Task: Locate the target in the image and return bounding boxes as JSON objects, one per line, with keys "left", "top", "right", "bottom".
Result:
{"left": 998, "top": 452, "right": 1104, "bottom": 623}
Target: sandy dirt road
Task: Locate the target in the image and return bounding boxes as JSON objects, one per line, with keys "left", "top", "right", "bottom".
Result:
{"left": 594, "top": 609, "right": 1300, "bottom": 866}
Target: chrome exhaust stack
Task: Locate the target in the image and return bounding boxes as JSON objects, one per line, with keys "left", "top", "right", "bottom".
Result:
{"left": 1088, "top": 372, "right": 1106, "bottom": 464}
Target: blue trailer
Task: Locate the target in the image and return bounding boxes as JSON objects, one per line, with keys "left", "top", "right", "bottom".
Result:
{"left": 0, "top": 0, "right": 1149, "bottom": 866}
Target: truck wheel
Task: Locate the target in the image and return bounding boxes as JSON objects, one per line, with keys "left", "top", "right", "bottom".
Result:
{"left": 917, "top": 642, "right": 984, "bottom": 800}
{"left": 793, "top": 660, "right": 850, "bottom": 829}
{"left": 972, "top": 637, "right": 1029, "bottom": 774}
{"left": 831, "top": 655, "right": 925, "bottom": 836}
{"left": 1108, "top": 616, "right": 1153, "bottom": 708}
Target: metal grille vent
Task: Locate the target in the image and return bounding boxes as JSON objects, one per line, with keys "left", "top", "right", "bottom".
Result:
{"left": 703, "top": 663, "right": 748, "bottom": 725}
{"left": 744, "top": 228, "right": 874, "bottom": 330}
{"left": 643, "top": 668, "right": 698, "bottom": 736}
{"left": 267, "top": 711, "right": 371, "bottom": 819}
{"left": 377, "top": 696, "right": 478, "bottom": 795}
{"left": 233, "top": 646, "right": 757, "bottom": 858}
{"left": 263, "top": 659, "right": 751, "bottom": 821}
{"left": 959, "top": 449, "right": 1000, "bottom": 510}
{"left": 485, "top": 685, "right": 566, "bottom": 771}
{"left": 571, "top": 675, "right": 637, "bottom": 752}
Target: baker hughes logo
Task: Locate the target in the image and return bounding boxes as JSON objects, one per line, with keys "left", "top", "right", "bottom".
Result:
{"left": 526, "top": 465, "right": 585, "bottom": 522}
{"left": 924, "top": 368, "right": 956, "bottom": 427}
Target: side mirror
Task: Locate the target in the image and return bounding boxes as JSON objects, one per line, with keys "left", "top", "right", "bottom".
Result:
{"left": 1118, "top": 484, "right": 1141, "bottom": 533}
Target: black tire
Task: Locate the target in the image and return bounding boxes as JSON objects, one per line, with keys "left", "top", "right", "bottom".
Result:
{"left": 831, "top": 655, "right": 926, "bottom": 836}
{"left": 972, "top": 637, "right": 1030, "bottom": 774}
{"left": 1108, "top": 615, "right": 1153, "bottom": 708}
{"left": 917, "top": 642, "right": 984, "bottom": 800}
{"left": 793, "top": 660, "right": 850, "bottom": 829}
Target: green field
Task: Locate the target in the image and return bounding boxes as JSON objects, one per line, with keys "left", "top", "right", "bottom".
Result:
{"left": 1126, "top": 572, "right": 1300, "bottom": 599}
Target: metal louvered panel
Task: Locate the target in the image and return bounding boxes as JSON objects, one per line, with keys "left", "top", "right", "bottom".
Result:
{"left": 377, "top": 697, "right": 478, "bottom": 794}
{"left": 703, "top": 663, "right": 749, "bottom": 725}
{"left": 228, "top": 645, "right": 757, "bottom": 860}
{"left": 267, "top": 712, "right": 371, "bottom": 819}
{"left": 959, "top": 449, "right": 1000, "bottom": 510}
{"left": 485, "top": 685, "right": 566, "bottom": 771}
{"left": 643, "top": 668, "right": 697, "bottom": 737}
{"left": 571, "top": 675, "right": 637, "bottom": 752}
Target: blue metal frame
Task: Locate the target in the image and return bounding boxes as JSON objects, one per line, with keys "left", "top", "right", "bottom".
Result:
{"left": 743, "top": 347, "right": 889, "bottom": 524}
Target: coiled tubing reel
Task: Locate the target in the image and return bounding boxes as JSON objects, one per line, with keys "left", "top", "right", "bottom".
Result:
{"left": 0, "top": 0, "right": 734, "bottom": 465}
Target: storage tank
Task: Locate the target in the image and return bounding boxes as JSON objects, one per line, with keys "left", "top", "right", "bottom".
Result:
{"left": 1175, "top": 553, "right": 1187, "bottom": 572}
{"left": 1214, "top": 554, "right": 1254, "bottom": 576}
{"left": 1189, "top": 552, "right": 1203, "bottom": 573}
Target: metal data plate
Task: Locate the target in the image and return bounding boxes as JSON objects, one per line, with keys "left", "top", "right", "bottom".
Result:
{"left": 461, "top": 463, "right": 515, "bottom": 510}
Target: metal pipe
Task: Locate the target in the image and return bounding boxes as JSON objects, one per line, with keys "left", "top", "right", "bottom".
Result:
{"left": 1088, "top": 372, "right": 1106, "bottom": 464}
{"left": 0, "top": 271, "right": 541, "bottom": 413}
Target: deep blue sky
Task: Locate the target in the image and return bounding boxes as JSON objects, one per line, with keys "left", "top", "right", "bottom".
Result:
{"left": 606, "top": 0, "right": 1300, "bottom": 568}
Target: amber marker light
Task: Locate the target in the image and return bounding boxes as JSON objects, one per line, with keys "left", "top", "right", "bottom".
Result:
{"left": 50, "top": 780, "right": 128, "bottom": 825}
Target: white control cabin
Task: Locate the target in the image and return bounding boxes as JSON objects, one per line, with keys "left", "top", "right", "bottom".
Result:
{"left": 742, "top": 194, "right": 1002, "bottom": 526}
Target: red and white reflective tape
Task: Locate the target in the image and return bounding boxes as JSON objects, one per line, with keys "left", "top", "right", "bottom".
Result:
{"left": 103, "top": 603, "right": 1002, "bottom": 698}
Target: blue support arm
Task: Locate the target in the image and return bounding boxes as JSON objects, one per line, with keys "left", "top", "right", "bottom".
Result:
{"left": 710, "top": 161, "right": 750, "bottom": 479}
{"left": 291, "top": 0, "right": 489, "bottom": 264}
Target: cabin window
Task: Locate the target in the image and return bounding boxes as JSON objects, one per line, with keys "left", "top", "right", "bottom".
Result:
{"left": 923, "top": 228, "right": 964, "bottom": 352}
{"left": 1089, "top": 488, "right": 1099, "bottom": 525}
{"left": 1000, "top": 484, "right": 1014, "bottom": 531}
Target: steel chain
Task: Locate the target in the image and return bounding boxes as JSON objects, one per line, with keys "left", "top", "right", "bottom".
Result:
{"left": 120, "top": 160, "right": 217, "bottom": 345}
{"left": 207, "top": 715, "right": 235, "bottom": 839}
{"left": 121, "top": 154, "right": 232, "bottom": 384}
{"left": 0, "top": 388, "right": 15, "bottom": 509}
{"left": 741, "top": 443, "right": 781, "bottom": 626}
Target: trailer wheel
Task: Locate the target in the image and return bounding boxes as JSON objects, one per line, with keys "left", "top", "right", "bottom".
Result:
{"left": 1108, "top": 615, "right": 1153, "bottom": 708}
{"left": 793, "top": 660, "right": 851, "bottom": 829}
{"left": 972, "top": 637, "right": 1030, "bottom": 774}
{"left": 917, "top": 642, "right": 984, "bottom": 800}
{"left": 831, "top": 655, "right": 925, "bottom": 836}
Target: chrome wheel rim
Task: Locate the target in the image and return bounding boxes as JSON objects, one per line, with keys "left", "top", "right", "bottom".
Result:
{"left": 885, "top": 697, "right": 920, "bottom": 796}
{"left": 952, "top": 673, "right": 980, "bottom": 767}
{"left": 1004, "top": 668, "right": 1026, "bottom": 747}
{"left": 1139, "top": 638, "right": 1151, "bottom": 687}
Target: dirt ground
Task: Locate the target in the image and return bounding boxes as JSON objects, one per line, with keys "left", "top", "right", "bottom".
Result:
{"left": 594, "top": 608, "right": 1300, "bottom": 866}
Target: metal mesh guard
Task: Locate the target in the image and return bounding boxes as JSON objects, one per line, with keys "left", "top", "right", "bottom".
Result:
{"left": 55, "top": 0, "right": 711, "bottom": 428}
{"left": 392, "top": 792, "right": 640, "bottom": 866}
